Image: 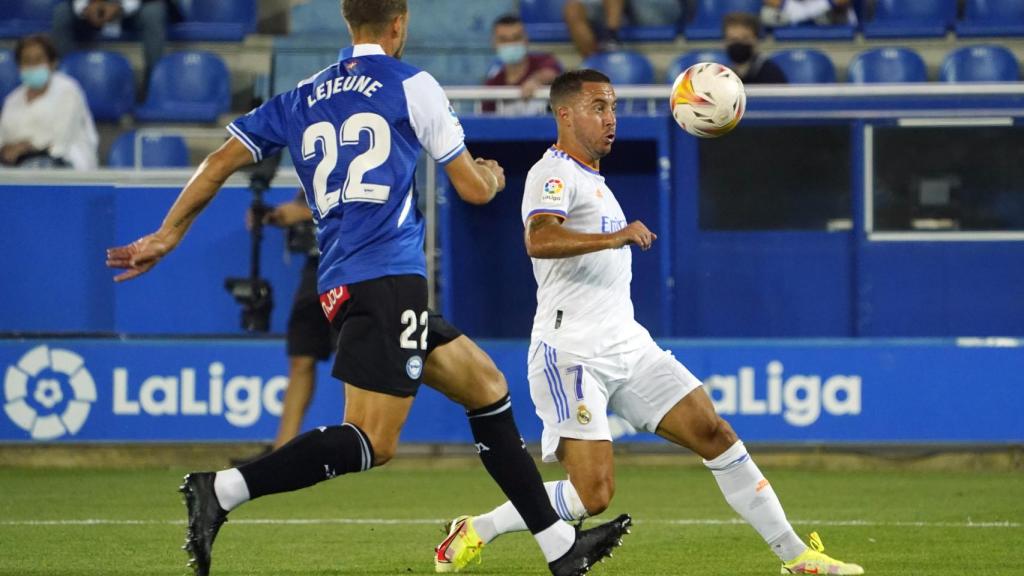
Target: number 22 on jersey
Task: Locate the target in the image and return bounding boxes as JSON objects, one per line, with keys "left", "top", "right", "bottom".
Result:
{"left": 303, "top": 112, "right": 392, "bottom": 217}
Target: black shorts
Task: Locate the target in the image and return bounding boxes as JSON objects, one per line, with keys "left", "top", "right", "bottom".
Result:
{"left": 329, "top": 275, "right": 462, "bottom": 398}
{"left": 286, "top": 258, "right": 338, "bottom": 360}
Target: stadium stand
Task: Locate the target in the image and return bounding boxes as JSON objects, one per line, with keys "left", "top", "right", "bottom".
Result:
{"left": 134, "top": 51, "right": 231, "bottom": 123}
{"left": 768, "top": 48, "right": 837, "bottom": 83}
{"left": 0, "top": 0, "right": 57, "bottom": 39}
{"left": 107, "top": 130, "right": 190, "bottom": 168}
{"left": 0, "top": 49, "right": 18, "bottom": 102}
{"left": 583, "top": 50, "right": 655, "bottom": 84}
{"left": 58, "top": 50, "right": 135, "bottom": 122}
{"left": 666, "top": 49, "right": 729, "bottom": 82}
{"left": 170, "top": 0, "right": 259, "bottom": 42}
{"left": 686, "top": 0, "right": 764, "bottom": 41}
{"left": 847, "top": 47, "right": 928, "bottom": 83}
{"left": 520, "top": 0, "right": 570, "bottom": 42}
{"left": 863, "top": 0, "right": 957, "bottom": 39}
{"left": 957, "top": 0, "right": 1024, "bottom": 37}
{"left": 940, "top": 44, "right": 1022, "bottom": 81}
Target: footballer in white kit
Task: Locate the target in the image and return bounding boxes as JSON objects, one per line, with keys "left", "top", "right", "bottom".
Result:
{"left": 434, "top": 69, "right": 865, "bottom": 576}
{"left": 521, "top": 144, "right": 701, "bottom": 463}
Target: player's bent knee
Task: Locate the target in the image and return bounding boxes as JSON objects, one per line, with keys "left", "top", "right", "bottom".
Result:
{"left": 578, "top": 477, "right": 615, "bottom": 516}
{"left": 712, "top": 417, "right": 738, "bottom": 445}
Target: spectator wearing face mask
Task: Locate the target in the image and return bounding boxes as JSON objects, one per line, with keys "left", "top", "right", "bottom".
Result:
{"left": 721, "top": 12, "right": 787, "bottom": 84}
{"left": 0, "top": 34, "right": 98, "bottom": 169}
{"left": 483, "top": 14, "right": 562, "bottom": 114}
{"left": 760, "top": 0, "right": 857, "bottom": 27}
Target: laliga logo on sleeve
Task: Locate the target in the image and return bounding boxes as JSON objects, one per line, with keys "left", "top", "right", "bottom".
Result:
{"left": 541, "top": 177, "right": 565, "bottom": 205}
{"left": 4, "top": 345, "right": 96, "bottom": 440}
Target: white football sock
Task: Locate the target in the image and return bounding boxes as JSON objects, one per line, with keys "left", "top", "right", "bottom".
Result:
{"left": 474, "top": 480, "right": 588, "bottom": 544}
{"left": 213, "top": 468, "right": 250, "bottom": 512}
{"left": 704, "top": 440, "right": 807, "bottom": 562}
{"left": 533, "top": 521, "right": 576, "bottom": 563}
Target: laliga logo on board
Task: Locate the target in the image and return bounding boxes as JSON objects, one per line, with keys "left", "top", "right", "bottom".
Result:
{"left": 3, "top": 345, "right": 96, "bottom": 440}
{"left": 705, "top": 361, "right": 861, "bottom": 427}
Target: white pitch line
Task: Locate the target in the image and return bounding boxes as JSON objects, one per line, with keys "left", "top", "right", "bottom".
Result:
{"left": 0, "top": 518, "right": 1019, "bottom": 529}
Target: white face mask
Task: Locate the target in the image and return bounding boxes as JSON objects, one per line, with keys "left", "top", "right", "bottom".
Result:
{"left": 496, "top": 42, "right": 527, "bottom": 65}
{"left": 20, "top": 65, "right": 51, "bottom": 89}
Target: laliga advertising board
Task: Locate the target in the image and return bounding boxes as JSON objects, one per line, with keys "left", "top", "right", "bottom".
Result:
{"left": 2, "top": 339, "right": 1022, "bottom": 443}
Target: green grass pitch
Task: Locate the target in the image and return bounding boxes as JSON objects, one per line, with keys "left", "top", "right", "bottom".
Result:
{"left": 1, "top": 461, "right": 1021, "bottom": 575}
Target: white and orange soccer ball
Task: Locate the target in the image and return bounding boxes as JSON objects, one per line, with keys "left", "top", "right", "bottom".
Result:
{"left": 670, "top": 62, "right": 746, "bottom": 138}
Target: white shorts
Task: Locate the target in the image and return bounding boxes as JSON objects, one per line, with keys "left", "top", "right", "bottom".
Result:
{"left": 528, "top": 337, "right": 702, "bottom": 463}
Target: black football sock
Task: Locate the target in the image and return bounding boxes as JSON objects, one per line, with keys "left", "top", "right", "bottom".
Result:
{"left": 468, "top": 395, "right": 560, "bottom": 535}
{"left": 238, "top": 423, "right": 373, "bottom": 499}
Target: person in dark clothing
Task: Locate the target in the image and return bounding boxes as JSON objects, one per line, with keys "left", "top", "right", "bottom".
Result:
{"left": 722, "top": 12, "right": 788, "bottom": 84}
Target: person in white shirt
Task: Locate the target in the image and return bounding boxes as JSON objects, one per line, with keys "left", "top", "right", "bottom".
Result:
{"left": 0, "top": 34, "right": 97, "bottom": 170}
{"left": 435, "top": 69, "right": 865, "bottom": 575}
{"left": 761, "top": 0, "right": 858, "bottom": 27}
{"left": 52, "top": 0, "right": 169, "bottom": 82}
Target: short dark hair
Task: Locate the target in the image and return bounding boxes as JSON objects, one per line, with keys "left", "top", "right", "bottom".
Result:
{"left": 342, "top": 0, "right": 407, "bottom": 32}
{"left": 550, "top": 69, "right": 611, "bottom": 108}
{"left": 14, "top": 34, "right": 57, "bottom": 65}
{"left": 721, "top": 11, "right": 760, "bottom": 36}
{"left": 492, "top": 14, "right": 522, "bottom": 29}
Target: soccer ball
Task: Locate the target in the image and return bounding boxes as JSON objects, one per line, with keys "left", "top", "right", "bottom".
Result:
{"left": 670, "top": 62, "right": 746, "bottom": 138}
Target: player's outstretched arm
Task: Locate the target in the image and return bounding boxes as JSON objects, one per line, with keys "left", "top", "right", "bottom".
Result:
{"left": 444, "top": 149, "right": 504, "bottom": 205}
{"left": 106, "top": 137, "right": 255, "bottom": 282}
{"left": 525, "top": 215, "right": 656, "bottom": 259}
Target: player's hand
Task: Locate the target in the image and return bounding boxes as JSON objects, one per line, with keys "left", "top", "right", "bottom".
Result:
{"left": 475, "top": 157, "right": 506, "bottom": 194}
{"left": 266, "top": 203, "right": 311, "bottom": 227}
{"left": 106, "top": 231, "right": 179, "bottom": 282}
{"left": 520, "top": 78, "right": 541, "bottom": 99}
{"left": 612, "top": 220, "right": 657, "bottom": 251}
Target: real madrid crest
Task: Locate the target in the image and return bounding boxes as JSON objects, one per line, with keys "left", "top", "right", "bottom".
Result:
{"left": 576, "top": 404, "right": 592, "bottom": 425}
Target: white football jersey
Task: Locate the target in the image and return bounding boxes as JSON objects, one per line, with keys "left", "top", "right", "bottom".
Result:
{"left": 521, "top": 146, "right": 651, "bottom": 357}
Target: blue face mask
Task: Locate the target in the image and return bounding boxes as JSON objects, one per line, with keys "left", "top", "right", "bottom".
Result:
{"left": 20, "top": 66, "right": 50, "bottom": 90}
{"left": 496, "top": 42, "right": 527, "bottom": 65}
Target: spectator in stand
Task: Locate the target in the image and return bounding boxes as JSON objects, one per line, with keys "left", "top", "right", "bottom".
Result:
{"left": 52, "top": 0, "right": 170, "bottom": 82}
{"left": 722, "top": 12, "right": 788, "bottom": 84}
{"left": 484, "top": 14, "right": 562, "bottom": 114}
{"left": 760, "top": 0, "right": 857, "bottom": 27}
{"left": 0, "top": 34, "right": 97, "bottom": 169}
{"left": 564, "top": 0, "right": 683, "bottom": 57}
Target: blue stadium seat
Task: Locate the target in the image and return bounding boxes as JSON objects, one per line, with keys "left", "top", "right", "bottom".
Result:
{"left": 108, "top": 130, "right": 190, "bottom": 168}
{"left": 771, "top": 24, "right": 856, "bottom": 42}
{"left": 666, "top": 50, "right": 729, "bottom": 83}
{"left": 0, "top": 0, "right": 59, "bottom": 39}
{"left": 58, "top": 51, "right": 135, "bottom": 121}
{"left": 520, "top": 0, "right": 569, "bottom": 42}
{"left": 939, "top": 45, "right": 1021, "bottom": 82}
{"left": 686, "top": 0, "right": 763, "bottom": 41}
{"left": 135, "top": 51, "right": 231, "bottom": 123}
{"left": 170, "top": 0, "right": 258, "bottom": 42}
{"left": 863, "top": 0, "right": 956, "bottom": 38}
{"left": 582, "top": 50, "right": 654, "bottom": 84}
{"left": 848, "top": 48, "right": 928, "bottom": 83}
{"left": 957, "top": 0, "right": 1024, "bottom": 37}
{"left": 768, "top": 49, "right": 836, "bottom": 83}
{"left": 0, "top": 50, "right": 19, "bottom": 102}
{"left": 407, "top": 0, "right": 514, "bottom": 49}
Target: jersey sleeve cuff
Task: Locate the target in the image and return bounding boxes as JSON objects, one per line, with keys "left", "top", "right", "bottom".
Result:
{"left": 226, "top": 123, "right": 263, "bottom": 163}
{"left": 436, "top": 142, "right": 466, "bottom": 166}
{"left": 526, "top": 209, "right": 567, "bottom": 222}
